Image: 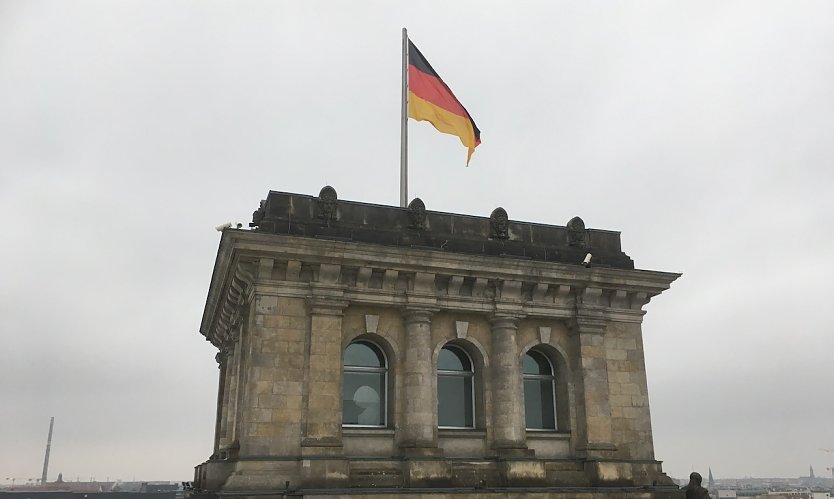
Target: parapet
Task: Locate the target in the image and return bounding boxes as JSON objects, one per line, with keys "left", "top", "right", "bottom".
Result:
{"left": 248, "top": 186, "right": 634, "bottom": 270}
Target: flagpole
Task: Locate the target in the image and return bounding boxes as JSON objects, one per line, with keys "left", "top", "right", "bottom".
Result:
{"left": 400, "top": 27, "right": 408, "bottom": 208}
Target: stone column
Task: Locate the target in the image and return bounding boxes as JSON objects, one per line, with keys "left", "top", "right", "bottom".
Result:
{"left": 227, "top": 333, "right": 244, "bottom": 452}
{"left": 399, "top": 307, "right": 439, "bottom": 453}
{"left": 222, "top": 340, "right": 240, "bottom": 448}
{"left": 213, "top": 345, "right": 232, "bottom": 454}
{"left": 489, "top": 314, "right": 530, "bottom": 454}
{"left": 569, "top": 315, "right": 617, "bottom": 458}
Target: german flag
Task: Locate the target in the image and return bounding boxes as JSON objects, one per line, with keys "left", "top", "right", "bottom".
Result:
{"left": 408, "top": 40, "right": 481, "bottom": 165}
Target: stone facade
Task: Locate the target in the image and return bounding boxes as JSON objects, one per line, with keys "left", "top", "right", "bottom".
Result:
{"left": 191, "top": 188, "right": 682, "bottom": 498}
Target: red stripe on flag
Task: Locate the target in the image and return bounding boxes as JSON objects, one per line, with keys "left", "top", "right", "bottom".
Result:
{"left": 408, "top": 63, "right": 469, "bottom": 118}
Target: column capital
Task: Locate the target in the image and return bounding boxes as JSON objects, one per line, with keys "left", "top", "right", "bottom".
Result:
{"left": 402, "top": 306, "right": 438, "bottom": 325}
{"left": 215, "top": 343, "right": 234, "bottom": 366}
{"left": 489, "top": 312, "right": 524, "bottom": 330}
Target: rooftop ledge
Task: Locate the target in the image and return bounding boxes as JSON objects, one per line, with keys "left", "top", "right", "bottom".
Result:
{"left": 247, "top": 187, "right": 635, "bottom": 270}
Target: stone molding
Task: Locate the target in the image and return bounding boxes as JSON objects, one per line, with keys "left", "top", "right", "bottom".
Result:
{"left": 568, "top": 316, "right": 609, "bottom": 336}
{"left": 206, "top": 264, "right": 254, "bottom": 348}
{"left": 489, "top": 313, "right": 524, "bottom": 330}
{"left": 214, "top": 343, "right": 234, "bottom": 366}
{"left": 402, "top": 307, "right": 438, "bottom": 326}
{"left": 307, "top": 297, "right": 348, "bottom": 316}
{"left": 200, "top": 232, "right": 679, "bottom": 348}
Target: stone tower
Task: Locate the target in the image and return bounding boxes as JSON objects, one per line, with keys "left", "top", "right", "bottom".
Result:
{"left": 191, "top": 188, "right": 682, "bottom": 498}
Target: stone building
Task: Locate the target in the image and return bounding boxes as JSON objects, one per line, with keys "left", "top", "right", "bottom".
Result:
{"left": 192, "top": 187, "right": 682, "bottom": 498}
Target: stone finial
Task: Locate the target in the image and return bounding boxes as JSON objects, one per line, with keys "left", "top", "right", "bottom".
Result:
{"left": 250, "top": 199, "right": 266, "bottom": 228}
{"left": 489, "top": 207, "right": 509, "bottom": 239}
{"left": 567, "top": 216, "right": 588, "bottom": 248}
{"left": 407, "top": 197, "right": 427, "bottom": 230}
{"left": 317, "top": 186, "right": 338, "bottom": 223}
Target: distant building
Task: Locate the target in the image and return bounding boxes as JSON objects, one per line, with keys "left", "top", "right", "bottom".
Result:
{"left": 191, "top": 188, "right": 683, "bottom": 498}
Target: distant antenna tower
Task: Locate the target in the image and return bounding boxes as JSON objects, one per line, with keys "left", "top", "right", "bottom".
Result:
{"left": 41, "top": 417, "right": 54, "bottom": 485}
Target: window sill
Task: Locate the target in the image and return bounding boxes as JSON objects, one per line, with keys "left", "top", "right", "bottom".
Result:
{"left": 342, "top": 427, "right": 394, "bottom": 437}
{"left": 525, "top": 431, "right": 570, "bottom": 440}
{"left": 439, "top": 429, "right": 486, "bottom": 438}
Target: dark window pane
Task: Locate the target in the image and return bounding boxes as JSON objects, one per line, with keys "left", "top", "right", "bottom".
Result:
{"left": 344, "top": 342, "right": 384, "bottom": 368}
{"left": 438, "top": 346, "right": 470, "bottom": 371}
{"left": 522, "top": 351, "right": 551, "bottom": 375}
{"left": 438, "top": 375, "right": 473, "bottom": 427}
{"left": 342, "top": 371, "right": 385, "bottom": 425}
{"left": 524, "top": 379, "right": 555, "bottom": 429}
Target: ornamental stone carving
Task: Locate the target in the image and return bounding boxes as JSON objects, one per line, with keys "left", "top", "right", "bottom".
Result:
{"left": 250, "top": 199, "right": 266, "bottom": 228}
{"left": 317, "top": 185, "right": 338, "bottom": 223}
{"left": 567, "top": 216, "right": 588, "bottom": 248}
{"left": 407, "top": 197, "right": 427, "bottom": 230}
{"left": 490, "top": 207, "right": 509, "bottom": 239}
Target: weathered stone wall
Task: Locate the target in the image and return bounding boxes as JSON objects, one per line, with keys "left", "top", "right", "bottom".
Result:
{"left": 193, "top": 197, "right": 681, "bottom": 498}
{"left": 606, "top": 321, "right": 655, "bottom": 460}
{"left": 241, "top": 295, "right": 307, "bottom": 456}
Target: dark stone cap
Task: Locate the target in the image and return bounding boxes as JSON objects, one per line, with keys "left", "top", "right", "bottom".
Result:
{"left": 249, "top": 187, "right": 634, "bottom": 270}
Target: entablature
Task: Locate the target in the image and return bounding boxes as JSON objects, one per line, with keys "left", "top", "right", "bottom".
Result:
{"left": 200, "top": 231, "right": 679, "bottom": 348}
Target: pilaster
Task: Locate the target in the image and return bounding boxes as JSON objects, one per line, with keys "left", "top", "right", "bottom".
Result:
{"left": 569, "top": 311, "right": 617, "bottom": 459}
{"left": 301, "top": 272, "right": 348, "bottom": 451}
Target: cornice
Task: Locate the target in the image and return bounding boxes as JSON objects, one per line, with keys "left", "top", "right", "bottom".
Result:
{"left": 200, "top": 231, "right": 680, "bottom": 346}
{"left": 218, "top": 231, "right": 679, "bottom": 291}
{"left": 205, "top": 263, "right": 254, "bottom": 348}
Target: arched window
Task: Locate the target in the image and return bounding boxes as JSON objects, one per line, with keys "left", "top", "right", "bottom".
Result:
{"left": 342, "top": 340, "right": 387, "bottom": 426}
{"left": 437, "top": 345, "right": 474, "bottom": 428}
{"left": 522, "top": 350, "right": 556, "bottom": 430}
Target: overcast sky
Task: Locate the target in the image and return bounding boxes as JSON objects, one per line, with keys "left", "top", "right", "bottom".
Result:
{"left": 2, "top": 0, "right": 833, "bottom": 484}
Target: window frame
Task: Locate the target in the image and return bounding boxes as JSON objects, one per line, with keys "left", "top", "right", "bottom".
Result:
{"left": 342, "top": 340, "right": 389, "bottom": 428}
{"left": 437, "top": 344, "right": 476, "bottom": 430}
{"left": 522, "top": 349, "right": 558, "bottom": 431}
